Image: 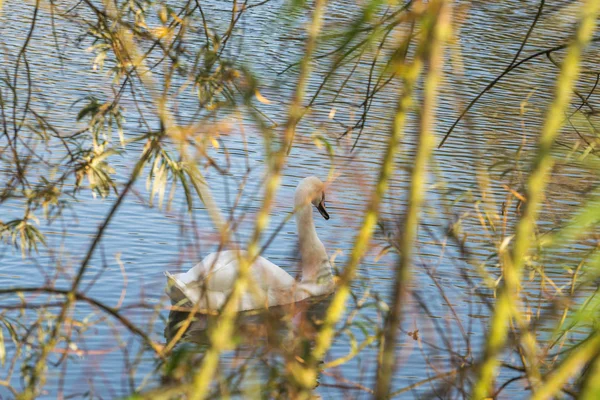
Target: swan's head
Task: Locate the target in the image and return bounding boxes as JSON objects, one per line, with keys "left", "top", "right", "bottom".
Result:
{"left": 295, "top": 176, "right": 329, "bottom": 220}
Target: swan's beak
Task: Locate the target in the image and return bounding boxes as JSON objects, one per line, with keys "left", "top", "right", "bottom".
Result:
{"left": 317, "top": 200, "right": 330, "bottom": 220}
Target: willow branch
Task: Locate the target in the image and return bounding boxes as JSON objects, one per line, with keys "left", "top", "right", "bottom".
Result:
{"left": 472, "top": 2, "right": 600, "bottom": 397}
{"left": 293, "top": 6, "right": 428, "bottom": 395}
{"left": 375, "top": 3, "right": 450, "bottom": 397}
{"left": 188, "top": 1, "right": 327, "bottom": 398}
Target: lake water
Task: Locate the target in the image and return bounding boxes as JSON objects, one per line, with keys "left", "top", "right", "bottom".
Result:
{"left": 1, "top": 1, "right": 599, "bottom": 398}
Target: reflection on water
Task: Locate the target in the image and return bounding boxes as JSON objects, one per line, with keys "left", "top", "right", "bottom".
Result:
{"left": 0, "top": 0, "right": 599, "bottom": 398}
{"left": 165, "top": 294, "right": 333, "bottom": 347}
{"left": 162, "top": 295, "right": 333, "bottom": 394}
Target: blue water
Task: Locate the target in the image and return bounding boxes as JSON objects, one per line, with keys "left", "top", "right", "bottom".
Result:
{"left": 1, "top": 1, "right": 599, "bottom": 398}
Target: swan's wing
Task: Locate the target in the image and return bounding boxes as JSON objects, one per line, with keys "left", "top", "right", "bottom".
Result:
{"left": 169, "top": 250, "right": 238, "bottom": 287}
{"left": 165, "top": 271, "right": 200, "bottom": 305}
{"left": 249, "top": 256, "right": 296, "bottom": 289}
{"left": 165, "top": 250, "right": 300, "bottom": 311}
{"left": 188, "top": 251, "right": 296, "bottom": 290}
{"left": 165, "top": 251, "right": 237, "bottom": 309}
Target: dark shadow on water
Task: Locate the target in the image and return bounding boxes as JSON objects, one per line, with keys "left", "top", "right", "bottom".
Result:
{"left": 161, "top": 294, "right": 334, "bottom": 394}
{"left": 164, "top": 293, "right": 334, "bottom": 346}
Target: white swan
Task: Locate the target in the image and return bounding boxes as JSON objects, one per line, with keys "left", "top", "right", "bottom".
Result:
{"left": 165, "top": 176, "right": 335, "bottom": 311}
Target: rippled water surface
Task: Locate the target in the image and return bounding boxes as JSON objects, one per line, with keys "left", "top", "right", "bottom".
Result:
{"left": 1, "top": 1, "right": 599, "bottom": 398}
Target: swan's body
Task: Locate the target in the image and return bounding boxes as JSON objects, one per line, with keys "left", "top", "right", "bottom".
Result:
{"left": 165, "top": 176, "right": 335, "bottom": 311}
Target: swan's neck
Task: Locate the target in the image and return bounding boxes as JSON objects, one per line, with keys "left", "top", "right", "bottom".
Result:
{"left": 295, "top": 204, "right": 332, "bottom": 284}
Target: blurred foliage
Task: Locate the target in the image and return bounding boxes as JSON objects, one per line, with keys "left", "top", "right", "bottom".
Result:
{"left": 1, "top": 0, "right": 600, "bottom": 399}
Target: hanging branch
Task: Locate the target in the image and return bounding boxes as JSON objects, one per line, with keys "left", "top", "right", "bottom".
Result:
{"left": 375, "top": 1, "right": 450, "bottom": 397}
{"left": 292, "top": 3, "right": 436, "bottom": 395}
{"left": 188, "top": 1, "right": 328, "bottom": 398}
{"left": 472, "top": 1, "right": 600, "bottom": 397}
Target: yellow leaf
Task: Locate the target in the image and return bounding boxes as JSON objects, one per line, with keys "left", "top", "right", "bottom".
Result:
{"left": 375, "top": 245, "right": 392, "bottom": 262}
{"left": 255, "top": 90, "right": 271, "bottom": 104}
{"left": 159, "top": 6, "right": 168, "bottom": 24}
{"left": 314, "top": 137, "right": 323, "bottom": 150}
{"left": 153, "top": 27, "right": 170, "bottom": 39}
